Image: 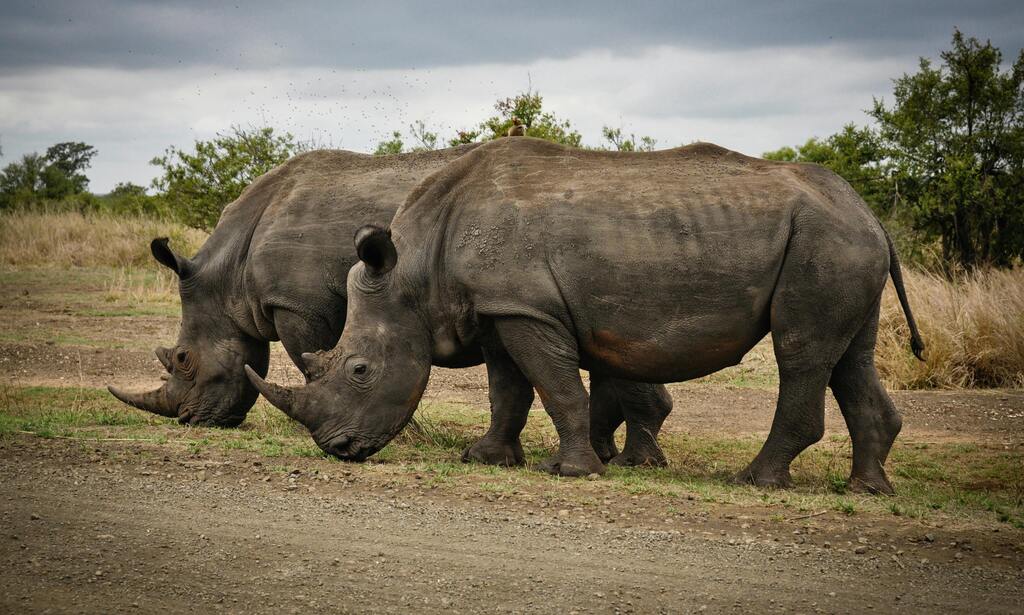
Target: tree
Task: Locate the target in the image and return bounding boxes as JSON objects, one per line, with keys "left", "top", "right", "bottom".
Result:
{"left": 99, "top": 182, "right": 168, "bottom": 217}
{"left": 42, "top": 142, "right": 97, "bottom": 198}
{"left": 0, "top": 152, "right": 47, "bottom": 209}
{"left": 601, "top": 126, "right": 657, "bottom": 152}
{"left": 763, "top": 124, "right": 895, "bottom": 216}
{"left": 408, "top": 120, "right": 438, "bottom": 152}
{"left": 150, "top": 125, "right": 298, "bottom": 229}
{"left": 476, "top": 91, "right": 582, "bottom": 146}
{"left": 870, "top": 30, "right": 1024, "bottom": 268}
{"left": 373, "top": 131, "right": 404, "bottom": 156}
{"left": 0, "top": 142, "right": 97, "bottom": 208}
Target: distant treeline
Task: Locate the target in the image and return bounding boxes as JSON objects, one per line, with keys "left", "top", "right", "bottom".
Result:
{"left": 1, "top": 30, "right": 1021, "bottom": 272}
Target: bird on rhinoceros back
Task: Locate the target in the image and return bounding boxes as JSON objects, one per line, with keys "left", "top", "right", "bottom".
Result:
{"left": 108, "top": 143, "right": 673, "bottom": 468}
{"left": 248, "top": 136, "right": 925, "bottom": 495}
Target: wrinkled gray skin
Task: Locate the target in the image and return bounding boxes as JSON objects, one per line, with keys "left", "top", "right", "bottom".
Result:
{"left": 109, "top": 145, "right": 671, "bottom": 466}
{"left": 107, "top": 146, "right": 477, "bottom": 426}
{"left": 248, "top": 137, "right": 925, "bottom": 493}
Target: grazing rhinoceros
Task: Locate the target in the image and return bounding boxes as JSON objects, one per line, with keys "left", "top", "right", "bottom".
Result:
{"left": 247, "top": 137, "right": 925, "bottom": 493}
{"left": 108, "top": 145, "right": 671, "bottom": 467}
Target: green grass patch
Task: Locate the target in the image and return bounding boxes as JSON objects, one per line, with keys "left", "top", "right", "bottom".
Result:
{"left": 1, "top": 383, "right": 1021, "bottom": 529}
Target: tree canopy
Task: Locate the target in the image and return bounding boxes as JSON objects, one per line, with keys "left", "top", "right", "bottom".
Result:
{"left": 0, "top": 142, "right": 97, "bottom": 208}
{"left": 150, "top": 126, "right": 299, "bottom": 229}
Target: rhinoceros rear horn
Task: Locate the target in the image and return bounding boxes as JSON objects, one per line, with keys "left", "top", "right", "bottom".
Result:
{"left": 150, "top": 237, "right": 193, "bottom": 277}
{"left": 155, "top": 346, "right": 173, "bottom": 371}
{"left": 300, "top": 352, "right": 326, "bottom": 377}
{"left": 244, "top": 365, "right": 300, "bottom": 419}
{"left": 107, "top": 384, "right": 177, "bottom": 418}
{"left": 354, "top": 225, "right": 397, "bottom": 276}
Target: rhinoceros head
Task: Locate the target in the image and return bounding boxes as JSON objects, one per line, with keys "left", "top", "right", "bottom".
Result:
{"left": 246, "top": 225, "right": 431, "bottom": 460}
{"left": 108, "top": 237, "right": 269, "bottom": 426}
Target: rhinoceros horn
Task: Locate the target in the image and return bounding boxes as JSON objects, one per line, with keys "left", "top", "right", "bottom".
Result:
{"left": 107, "top": 384, "right": 177, "bottom": 418}
{"left": 244, "top": 365, "right": 299, "bottom": 419}
{"left": 300, "top": 352, "right": 325, "bottom": 375}
{"left": 155, "top": 346, "right": 173, "bottom": 371}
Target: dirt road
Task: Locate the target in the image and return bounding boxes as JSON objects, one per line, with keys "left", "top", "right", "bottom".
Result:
{"left": 2, "top": 270, "right": 1023, "bottom": 613}
{"left": 3, "top": 437, "right": 1022, "bottom": 614}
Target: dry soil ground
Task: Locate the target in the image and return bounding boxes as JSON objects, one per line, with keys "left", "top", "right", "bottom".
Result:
{"left": 1, "top": 267, "right": 1022, "bottom": 613}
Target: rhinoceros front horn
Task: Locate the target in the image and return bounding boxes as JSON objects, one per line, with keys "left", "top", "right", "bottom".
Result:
{"left": 107, "top": 384, "right": 177, "bottom": 418}
{"left": 244, "top": 365, "right": 298, "bottom": 418}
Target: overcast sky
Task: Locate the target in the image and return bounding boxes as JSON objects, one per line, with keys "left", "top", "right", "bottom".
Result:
{"left": 1, "top": 1, "right": 1022, "bottom": 192}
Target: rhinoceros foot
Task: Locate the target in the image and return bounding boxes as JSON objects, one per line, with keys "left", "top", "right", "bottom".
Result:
{"left": 590, "top": 435, "right": 619, "bottom": 464}
{"left": 608, "top": 446, "right": 667, "bottom": 468}
{"left": 538, "top": 449, "right": 606, "bottom": 477}
{"left": 461, "top": 436, "right": 525, "bottom": 467}
{"left": 847, "top": 473, "right": 895, "bottom": 496}
{"left": 731, "top": 464, "right": 794, "bottom": 490}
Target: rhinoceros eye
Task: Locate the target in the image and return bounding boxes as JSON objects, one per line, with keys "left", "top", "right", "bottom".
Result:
{"left": 353, "top": 363, "right": 367, "bottom": 375}
{"left": 173, "top": 349, "right": 196, "bottom": 380}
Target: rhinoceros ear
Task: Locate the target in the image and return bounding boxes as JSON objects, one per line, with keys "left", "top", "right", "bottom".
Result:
{"left": 354, "top": 225, "right": 397, "bottom": 276}
{"left": 151, "top": 237, "right": 193, "bottom": 277}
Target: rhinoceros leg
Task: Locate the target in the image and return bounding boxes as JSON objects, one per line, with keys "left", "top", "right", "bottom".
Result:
{"left": 494, "top": 317, "right": 605, "bottom": 477}
{"left": 735, "top": 226, "right": 886, "bottom": 490}
{"left": 462, "top": 342, "right": 533, "bottom": 466}
{"left": 609, "top": 380, "right": 672, "bottom": 467}
{"left": 590, "top": 376, "right": 672, "bottom": 467}
{"left": 588, "top": 378, "right": 624, "bottom": 462}
{"left": 829, "top": 303, "right": 901, "bottom": 495}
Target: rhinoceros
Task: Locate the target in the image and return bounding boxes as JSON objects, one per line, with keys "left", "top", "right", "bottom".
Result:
{"left": 247, "top": 137, "right": 925, "bottom": 493}
{"left": 108, "top": 145, "right": 671, "bottom": 466}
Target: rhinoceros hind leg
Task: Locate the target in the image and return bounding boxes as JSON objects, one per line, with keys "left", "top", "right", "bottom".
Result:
{"left": 599, "top": 378, "right": 672, "bottom": 467}
{"left": 738, "top": 223, "right": 888, "bottom": 489}
{"left": 830, "top": 304, "right": 901, "bottom": 496}
{"left": 588, "top": 376, "right": 624, "bottom": 463}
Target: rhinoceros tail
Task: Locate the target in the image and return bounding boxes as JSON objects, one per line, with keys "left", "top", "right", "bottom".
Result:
{"left": 882, "top": 228, "right": 926, "bottom": 361}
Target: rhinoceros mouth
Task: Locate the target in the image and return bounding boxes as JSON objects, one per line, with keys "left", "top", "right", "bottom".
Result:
{"left": 321, "top": 434, "right": 383, "bottom": 462}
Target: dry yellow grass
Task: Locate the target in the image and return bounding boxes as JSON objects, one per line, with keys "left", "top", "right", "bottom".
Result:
{"left": 0, "top": 210, "right": 207, "bottom": 268}
{"left": 878, "top": 268, "right": 1024, "bottom": 389}
{"left": 1, "top": 211, "right": 1020, "bottom": 389}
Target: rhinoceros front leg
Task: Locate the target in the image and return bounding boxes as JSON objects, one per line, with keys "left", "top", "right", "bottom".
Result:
{"left": 462, "top": 341, "right": 533, "bottom": 467}
{"left": 494, "top": 317, "right": 605, "bottom": 477}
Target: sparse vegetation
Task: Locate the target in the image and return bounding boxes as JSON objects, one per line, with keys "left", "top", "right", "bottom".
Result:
{"left": 877, "top": 267, "right": 1024, "bottom": 388}
{"left": 1, "top": 384, "right": 1020, "bottom": 529}
{"left": 0, "top": 209, "right": 206, "bottom": 268}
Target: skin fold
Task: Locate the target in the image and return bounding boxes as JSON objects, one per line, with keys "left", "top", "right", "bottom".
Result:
{"left": 109, "top": 144, "right": 672, "bottom": 466}
{"left": 250, "top": 137, "right": 924, "bottom": 493}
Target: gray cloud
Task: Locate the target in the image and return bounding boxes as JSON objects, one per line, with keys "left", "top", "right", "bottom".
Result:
{"left": 2, "top": 0, "right": 1022, "bottom": 72}
{"left": 2, "top": 2, "right": 1021, "bottom": 193}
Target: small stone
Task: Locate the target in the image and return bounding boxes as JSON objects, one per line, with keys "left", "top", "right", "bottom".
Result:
{"left": 29, "top": 514, "right": 41, "bottom": 521}
{"left": 923, "top": 533, "right": 935, "bottom": 543}
{"left": 854, "top": 546, "right": 869, "bottom": 555}
{"left": 558, "top": 509, "right": 570, "bottom": 517}
{"left": 586, "top": 473, "right": 600, "bottom": 481}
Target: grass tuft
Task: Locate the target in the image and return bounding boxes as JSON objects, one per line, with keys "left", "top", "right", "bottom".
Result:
{"left": 0, "top": 210, "right": 206, "bottom": 269}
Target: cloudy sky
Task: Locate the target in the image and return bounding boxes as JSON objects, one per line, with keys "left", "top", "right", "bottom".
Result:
{"left": 1, "top": 0, "right": 1022, "bottom": 192}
